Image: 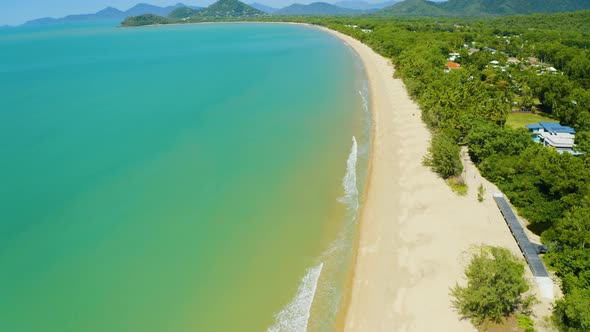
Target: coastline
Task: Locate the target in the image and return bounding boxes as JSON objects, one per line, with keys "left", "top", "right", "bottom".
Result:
{"left": 119, "top": 21, "right": 548, "bottom": 330}
{"left": 315, "top": 26, "right": 535, "bottom": 331}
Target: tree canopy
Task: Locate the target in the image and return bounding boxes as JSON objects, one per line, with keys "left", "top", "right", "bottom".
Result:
{"left": 423, "top": 133, "right": 463, "bottom": 179}
{"left": 450, "top": 246, "right": 532, "bottom": 326}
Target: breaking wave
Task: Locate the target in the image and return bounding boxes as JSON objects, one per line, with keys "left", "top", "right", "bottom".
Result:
{"left": 267, "top": 263, "right": 324, "bottom": 332}
{"left": 359, "top": 88, "right": 369, "bottom": 117}
{"left": 267, "top": 135, "right": 363, "bottom": 332}
{"left": 338, "top": 136, "right": 359, "bottom": 212}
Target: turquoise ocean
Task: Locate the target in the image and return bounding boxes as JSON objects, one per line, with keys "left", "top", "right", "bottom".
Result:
{"left": 0, "top": 22, "right": 370, "bottom": 331}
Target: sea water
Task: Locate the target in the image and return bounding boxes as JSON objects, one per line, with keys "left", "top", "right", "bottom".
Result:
{"left": 0, "top": 22, "right": 370, "bottom": 332}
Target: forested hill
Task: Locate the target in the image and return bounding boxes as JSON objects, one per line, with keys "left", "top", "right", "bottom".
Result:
{"left": 377, "top": 0, "right": 446, "bottom": 16}
{"left": 169, "top": 0, "right": 264, "bottom": 18}
{"left": 275, "top": 2, "right": 361, "bottom": 15}
{"left": 378, "top": 0, "right": 590, "bottom": 17}
{"left": 121, "top": 0, "right": 265, "bottom": 26}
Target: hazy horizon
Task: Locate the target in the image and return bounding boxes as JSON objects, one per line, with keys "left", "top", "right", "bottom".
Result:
{"left": 1, "top": 0, "right": 447, "bottom": 26}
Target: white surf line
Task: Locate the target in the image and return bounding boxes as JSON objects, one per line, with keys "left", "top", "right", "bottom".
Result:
{"left": 339, "top": 136, "right": 359, "bottom": 212}
{"left": 267, "top": 263, "right": 324, "bottom": 332}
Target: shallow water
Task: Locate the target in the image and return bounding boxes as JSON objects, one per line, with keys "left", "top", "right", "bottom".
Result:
{"left": 0, "top": 22, "right": 370, "bottom": 331}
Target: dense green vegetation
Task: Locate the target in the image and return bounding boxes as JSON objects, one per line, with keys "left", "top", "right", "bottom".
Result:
{"left": 378, "top": 0, "right": 590, "bottom": 17}
{"left": 167, "top": 7, "right": 198, "bottom": 19}
{"left": 378, "top": 0, "right": 448, "bottom": 17}
{"left": 423, "top": 133, "right": 462, "bottom": 179}
{"left": 505, "top": 113, "right": 555, "bottom": 129}
{"left": 181, "top": 0, "right": 264, "bottom": 19}
{"left": 450, "top": 246, "right": 534, "bottom": 326}
{"left": 120, "top": 13, "right": 170, "bottom": 26}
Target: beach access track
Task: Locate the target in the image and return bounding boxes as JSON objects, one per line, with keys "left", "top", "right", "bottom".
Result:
{"left": 493, "top": 193, "right": 554, "bottom": 299}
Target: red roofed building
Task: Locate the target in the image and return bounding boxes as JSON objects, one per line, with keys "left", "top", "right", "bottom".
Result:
{"left": 444, "top": 61, "right": 461, "bottom": 72}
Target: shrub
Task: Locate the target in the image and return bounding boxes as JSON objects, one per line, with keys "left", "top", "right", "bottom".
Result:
{"left": 423, "top": 133, "right": 463, "bottom": 179}
{"left": 477, "top": 183, "right": 486, "bottom": 202}
{"left": 517, "top": 314, "right": 536, "bottom": 332}
{"left": 450, "top": 246, "right": 533, "bottom": 326}
{"left": 448, "top": 175, "right": 468, "bottom": 196}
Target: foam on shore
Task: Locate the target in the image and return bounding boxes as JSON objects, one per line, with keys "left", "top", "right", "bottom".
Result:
{"left": 338, "top": 136, "right": 359, "bottom": 212}
{"left": 268, "top": 134, "right": 366, "bottom": 332}
{"left": 267, "top": 263, "right": 324, "bottom": 332}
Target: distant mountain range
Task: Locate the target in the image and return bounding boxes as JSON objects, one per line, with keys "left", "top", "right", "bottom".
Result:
{"left": 377, "top": 0, "right": 590, "bottom": 17}
{"left": 378, "top": 0, "right": 445, "bottom": 16}
{"left": 275, "top": 2, "right": 362, "bottom": 15}
{"left": 248, "top": 2, "right": 279, "bottom": 13}
{"left": 335, "top": 0, "right": 400, "bottom": 10}
{"left": 21, "top": 0, "right": 590, "bottom": 27}
{"left": 22, "top": 3, "right": 202, "bottom": 26}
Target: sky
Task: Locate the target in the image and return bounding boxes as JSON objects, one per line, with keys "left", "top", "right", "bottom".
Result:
{"left": 0, "top": 0, "right": 447, "bottom": 26}
{"left": 1, "top": 0, "right": 198, "bottom": 25}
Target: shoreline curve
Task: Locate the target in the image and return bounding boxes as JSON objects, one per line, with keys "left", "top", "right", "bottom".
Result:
{"left": 125, "top": 21, "right": 535, "bottom": 331}
{"left": 314, "top": 24, "right": 535, "bottom": 332}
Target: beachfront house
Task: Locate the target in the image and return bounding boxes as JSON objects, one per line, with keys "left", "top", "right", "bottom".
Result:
{"left": 538, "top": 122, "right": 575, "bottom": 135}
{"left": 539, "top": 132, "right": 575, "bottom": 152}
{"left": 526, "top": 122, "right": 579, "bottom": 155}
{"left": 525, "top": 123, "right": 543, "bottom": 134}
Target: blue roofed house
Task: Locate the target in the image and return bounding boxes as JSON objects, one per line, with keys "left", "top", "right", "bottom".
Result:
{"left": 526, "top": 122, "right": 579, "bottom": 155}
{"left": 538, "top": 122, "right": 576, "bottom": 134}
{"left": 525, "top": 123, "right": 543, "bottom": 133}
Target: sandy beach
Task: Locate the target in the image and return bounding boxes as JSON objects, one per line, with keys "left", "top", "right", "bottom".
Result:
{"left": 314, "top": 26, "right": 550, "bottom": 331}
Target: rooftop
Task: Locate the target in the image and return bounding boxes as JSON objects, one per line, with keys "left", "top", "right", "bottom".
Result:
{"left": 539, "top": 122, "right": 576, "bottom": 134}
{"left": 539, "top": 132, "right": 575, "bottom": 148}
{"left": 507, "top": 57, "right": 521, "bottom": 64}
{"left": 445, "top": 61, "right": 461, "bottom": 69}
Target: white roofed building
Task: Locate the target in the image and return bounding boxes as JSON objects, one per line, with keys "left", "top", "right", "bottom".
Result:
{"left": 538, "top": 132, "right": 576, "bottom": 154}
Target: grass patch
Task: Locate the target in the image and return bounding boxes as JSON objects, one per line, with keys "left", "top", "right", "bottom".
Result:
{"left": 447, "top": 175, "right": 468, "bottom": 196}
{"left": 478, "top": 314, "right": 536, "bottom": 331}
{"left": 517, "top": 314, "right": 536, "bottom": 332}
{"left": 505, "top": 112, "right": 556, "bottom": 129}
{"left": 479, "top": 314, "right": 520, "bottom": 332}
